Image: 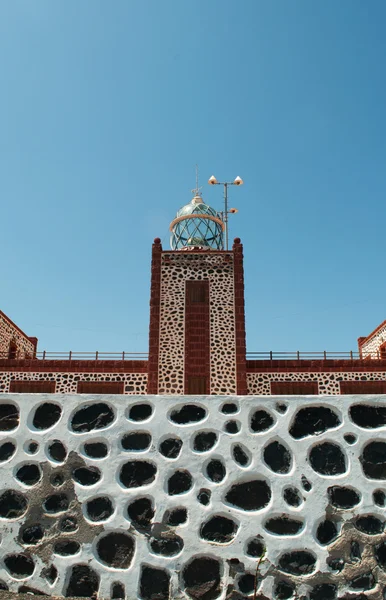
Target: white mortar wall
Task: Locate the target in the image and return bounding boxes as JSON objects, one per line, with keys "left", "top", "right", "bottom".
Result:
{"left": 0, "top": 394, "right": 386, "bottom": 599}
{"left": 361, "top": 323, "right": 386, "bottom": 358}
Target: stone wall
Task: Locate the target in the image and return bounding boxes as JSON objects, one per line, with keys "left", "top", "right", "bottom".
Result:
{"left": 360, "top": 322, "right": 386, "bottom": 358}
{"left": 0, "top": 373, "right": 147, "bottom": 394}
{"left": 247, "top": 371, "right": 386, "bottom": 395}
{"left": 1, "top": 393, "right": 386, "bottom": 599}
{"left": 0, "top": 313, "right": 35, "bottom": 360}
{"left": 158, "top": 252, "right": 237, "bottom": 395}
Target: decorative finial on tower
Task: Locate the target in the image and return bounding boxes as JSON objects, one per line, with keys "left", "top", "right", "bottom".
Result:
{"left": 191, "top": 164, "right": 203, "bottom": 202}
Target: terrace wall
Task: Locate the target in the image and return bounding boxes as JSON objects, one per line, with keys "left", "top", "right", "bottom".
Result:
{"left": 1, "top": 393, "right": 386, "bottom": 599}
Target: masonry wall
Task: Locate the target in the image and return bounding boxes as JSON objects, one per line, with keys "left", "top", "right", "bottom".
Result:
{"left": 2, "top": 367, "right": 386, "bottom": 395}
{"left": 0, "top": 313, "right": 36, "bottom": 359}
{"left": 1, "top": 393, "right": 386, "bottom": 599}
{"left": 0, "top": 360, "right": 148, "bottom": 394}
{"left": 157, "top": 251, "right": 237, "bottom": 395}
{"left": 360, "top": 322, "right": 386, "bottom": 358}
{"left": 247, "top": 369, "right": 386, "bottom": 394}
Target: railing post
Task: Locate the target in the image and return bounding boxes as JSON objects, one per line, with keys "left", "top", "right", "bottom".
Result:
{"left": 122, "top": 351, "right": 125, "bottom": 361}
{"left": 297, "top": 351, "right": 300, "bottom": 360}
{"left": 69, "top": 351, "right": 72, "bottom": 361}
{"left": 95, "top": 351, "right": 99, "bottom": 361}
{"left": 269, "top": 351, "right": 273, "bottom": 361}
{"left": 323, "top": 350, "right": 327, "bottom": 360}
{"left": 43, "top": 351, "right": 46, "bottom": 360}
{"left": 350, "top": 350, "right": 353, "bottom": 360}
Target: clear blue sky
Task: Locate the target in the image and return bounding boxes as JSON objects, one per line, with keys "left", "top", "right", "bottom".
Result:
{"left": 1, "top": 1, "right": 386, "bottom": 353}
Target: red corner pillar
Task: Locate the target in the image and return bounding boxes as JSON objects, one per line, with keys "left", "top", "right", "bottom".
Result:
{"left": 233, "top": 238, "right": 247, "bottom": 395}
{"left": 147, "top": 238, "right": 162, "bottom": 394}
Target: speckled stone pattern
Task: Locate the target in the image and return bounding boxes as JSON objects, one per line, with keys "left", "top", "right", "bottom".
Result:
{"left": 247, "top": 371, "right": 386, "bottom": 394}
{"left": 0, "top": 315, "right": 34, "bottom": 359}
{"left": 0, "top": 373, "right": 148, "bottom": 394}
{"left": 158, "top": 252, "right": 237, "bottom": 395}
{"left": 361, "top": 323, "right": 386, "bottom": 358}
{"left": 1, "top": 394, "right": 386, "bottom": 599}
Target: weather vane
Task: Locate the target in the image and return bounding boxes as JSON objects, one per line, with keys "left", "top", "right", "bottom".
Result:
{"left": 191, "top": 164, "right": 203, "bottom": 198}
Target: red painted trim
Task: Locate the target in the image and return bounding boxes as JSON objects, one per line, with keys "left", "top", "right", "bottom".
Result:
{"left": 185, "top": 281, "right": 210, "bottom": 394}
{"left": 233, "top": 238, "right": 247, "bottom": 395}
{"left": 0, "top": 310, "right": 36, "bottom": 345}
{"left": 358, "top": 320, "right": 386, "bottom": 347}
{"left": 10, "top": 381, "right": 56, "bottom": 393}
{"left": 340, "top": 380, "right": 386, "bottom": 394}
{"left": 246, "top": 359, "right": 386, "bottom": 373}
{"left": 0, "top": 359, "right": 148, "bottom": 373}
{"left": 28, "top": 337, "right": 38, "bottom": 355}
{"left": 147, "top": 238, "right": 162, "bottom": 393}
{"left": 77, "top": 381, "right": 125, "bottom": 394}
{"left": 271, "top": 381, "right": 318, "bottom": 395}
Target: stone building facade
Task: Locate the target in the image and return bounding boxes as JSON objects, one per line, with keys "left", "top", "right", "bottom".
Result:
{"left": 2, "top": 190, "right": 386, "bottom": 599}
{"left": 1, "top": 192, "right": 386, "bottom": 395}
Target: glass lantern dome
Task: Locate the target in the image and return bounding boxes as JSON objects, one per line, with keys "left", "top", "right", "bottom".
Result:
{"left": 170, "top": 195, "right": 224, "bottom": 250}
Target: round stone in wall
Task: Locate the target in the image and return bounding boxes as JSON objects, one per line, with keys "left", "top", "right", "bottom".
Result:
{"left": 0, "top": 490, "right": 28, "bottom": 519}
{"left": 360, "top": 441, "right": 386, "bottom": 479}
{"left": 0, "top": 441, "right": 16, "bottom": 462}
{"left": 0, "top": 403, "right": 19, "bottom": 431}
{"left": 32, "top": 403, "right": 61, "bottom": 430}
{"left": 169, "top": 404, "right": 206, "bottom": 425}
{"left": 96, "top": 532, "right": 135, "bottom": 569}
{"left": 278, "top": 551, "right": 316, "bottom": 576}
{"left": 4, "top": 554, "right": 34, "bottom": 579}
{"left": 225, "top": 479, "right": 271, "bottom": 511}
{"left": 71, "top": 403, "right": 115, "bottom": 432}
{"left": 309, "top": 442, "right": 347, "bottom": 476}
{"left": 119, "top": 461, "right": 157, "bottom": 488}
{"left": 182, "top": 557, "right": 222, "bottom": 600}
{"left": 200, "top": 515, "right": 238, "bottom": 543}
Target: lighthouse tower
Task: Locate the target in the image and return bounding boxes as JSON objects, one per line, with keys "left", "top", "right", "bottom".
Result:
{"left": 147, "top": 190, "right": 246, "bottom": 395}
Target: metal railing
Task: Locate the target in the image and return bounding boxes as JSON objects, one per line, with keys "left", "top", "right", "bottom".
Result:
{"left": 247, "top": 350, "right": 386, "bottom": 360}
{"left": 1, "top": 350, "right": 385, "bottom": 362}
{"left": 246, "top": 351, "right": 385, "bottom": 360}
{"left": 0, "top": 351, "right": 148, "bottom": 361}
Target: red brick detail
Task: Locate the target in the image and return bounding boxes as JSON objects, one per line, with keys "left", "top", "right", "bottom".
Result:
{"left": 77, "top": 381, "right": 124, "bottom": 394}
{"left": 271, "top": 381, "right": 318, "bottom": 395}
{"left": 358, "top": 320, "right": 386, "bottom": 347}
{"left": 10, "top": 380, "right": 56, "bottom": 393}
{"left": 357, "top": 337, "right": 366, "bottom": 353}
{"left": 185, "top": 281, "right": 210, "bottom": 394}
{"left": 246, "top": 360, "right": 386, "bottom": 373}
{"left": 233, "top": 238, "right": 247, "bottom": 395}
{"left": 340, "top": 380, "right": 386, "bottom": 394}
{"left": 0, "top": 310, "right": 36, "bottom": 344}
{"left": 28, "top": 337, "right": 38, "bottom": 355}
{"left": 0, "top": 359, "right": 148, "bottom": 373}
{"left": 147, "top": 238, "right": 162, "bottom": 393}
